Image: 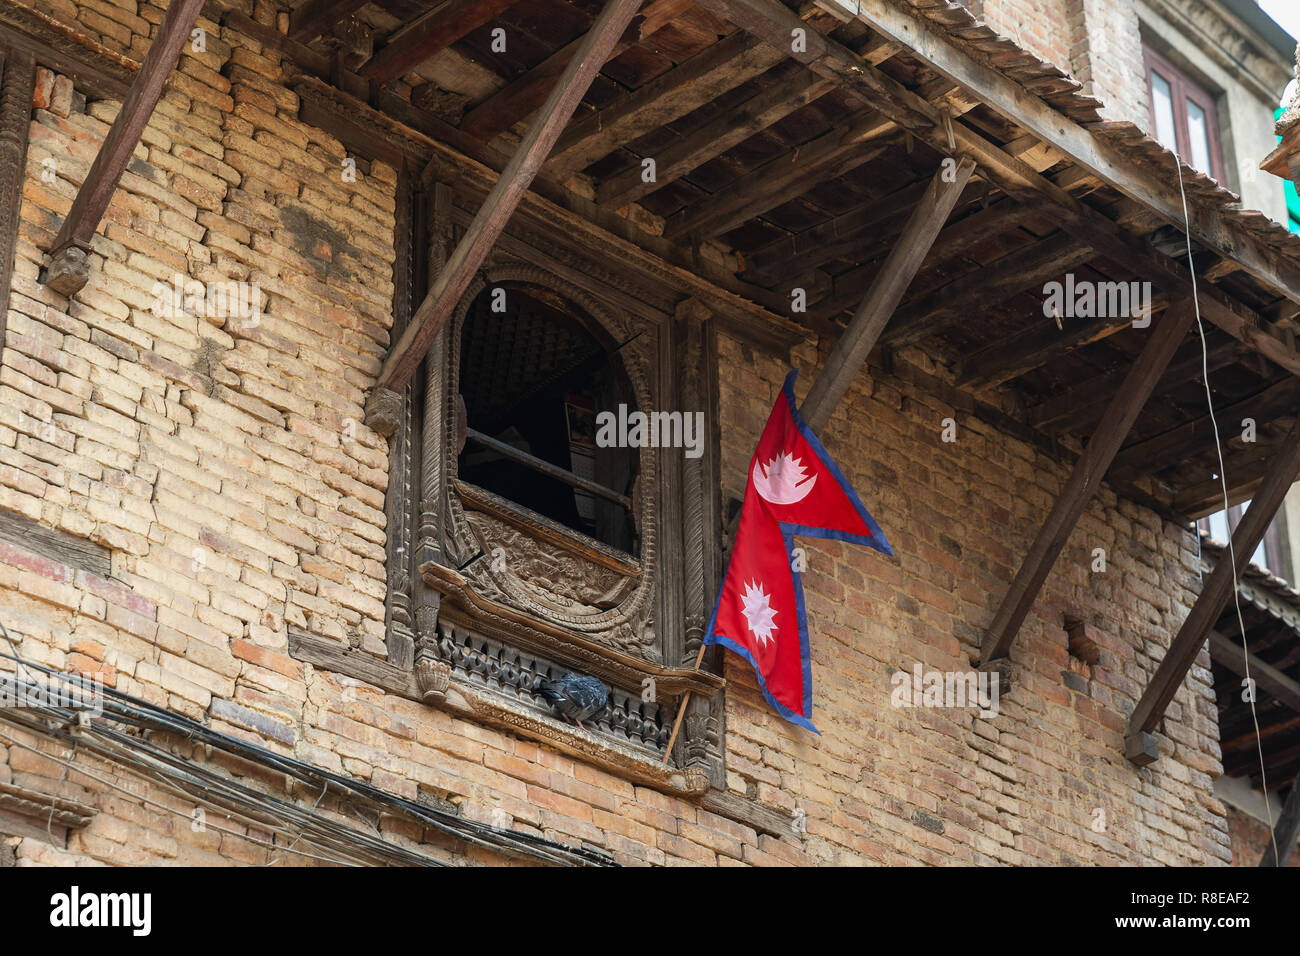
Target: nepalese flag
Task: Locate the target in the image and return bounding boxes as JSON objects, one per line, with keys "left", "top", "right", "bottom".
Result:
{"left": 703, "top": 370, "right": 892, "bottom": 733}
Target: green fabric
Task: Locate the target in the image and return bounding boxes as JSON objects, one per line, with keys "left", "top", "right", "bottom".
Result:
{"left": 1276, "top": 107, "right": 1300, "bottom": 233}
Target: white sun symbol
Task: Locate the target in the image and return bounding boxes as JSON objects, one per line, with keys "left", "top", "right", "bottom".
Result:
{"left": 740, "top": 580, "right": 778, "bottom": 648}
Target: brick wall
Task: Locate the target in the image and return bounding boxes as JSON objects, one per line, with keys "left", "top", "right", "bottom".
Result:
{"left": 979, "top": 0, "right": 1075, "bottom": 75}
{"left": 1224, "top": 804, "right": 1300, "bottom": 867}
{"left": 0, "top": 2, "right": 1233, "bottom": 866}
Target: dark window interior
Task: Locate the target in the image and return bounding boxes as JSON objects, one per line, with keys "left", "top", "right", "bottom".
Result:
{"left": 457, "top": 283, "right": 639, "bottom": 553}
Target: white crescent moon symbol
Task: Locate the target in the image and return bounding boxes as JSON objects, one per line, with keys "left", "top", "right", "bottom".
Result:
{"left": 752, "top": 457, "right": 817, "bottom": 505}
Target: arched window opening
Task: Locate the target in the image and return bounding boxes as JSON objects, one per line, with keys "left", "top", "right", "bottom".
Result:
{"left": 457, "top": 283, "right": 639, "bottom": 553}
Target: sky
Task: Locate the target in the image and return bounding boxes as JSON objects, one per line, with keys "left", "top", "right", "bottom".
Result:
{"left": 1258, "top": 0, "right": 1300, "bottom": 40}
{"left": 1258, "top": 0, "right": 1299, "bottom": 106}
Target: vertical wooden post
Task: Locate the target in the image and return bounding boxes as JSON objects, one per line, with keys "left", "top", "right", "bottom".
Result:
{"left": 43, "top": 0, "right": 206, "bottom": 296}
{"left": 979, "top": 300, "right": 1197, "bottom": 668}
{"left": 364, "top": 0, "right": 646, "bottom": 434}
{"left": 1259, "top": 770, "right": 1300, "bottom": 867}
{"left": 0, "top": 48, "right": 36, "bottom": 346}
{"left": 1126, "top": 416, "right": 1300, "bottom": 764}
{"left": 800, "top": 158, "right": 974, "bottom": 432}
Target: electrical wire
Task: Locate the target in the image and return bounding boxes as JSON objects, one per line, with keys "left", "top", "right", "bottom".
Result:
{"left": 0, "top": 646, "right": 612, "bottom": 866}
{"left": 1170, "top": 151, "right": 1278, "bottom": 863}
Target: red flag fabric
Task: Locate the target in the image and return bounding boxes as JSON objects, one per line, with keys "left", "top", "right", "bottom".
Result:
{"left": 703, "top": 370, "right": 891, "bottom": 732}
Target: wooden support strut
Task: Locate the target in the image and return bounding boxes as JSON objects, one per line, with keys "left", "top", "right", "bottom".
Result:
{"left": 363, "top": 0, "right": 646, "bottom": 436}
{"left": 800, "top": 157, "right": 975, "bottom": 432}
{"left": 1259, "top": 769, "right": 1300, "bottom": 867}
{"left": 978, "top": 299, "right": 1198, "bottom": 669}
{"left": 41, "top": 0, "right": 205, "bottom": 297}
{"left": 1125, "top": 416, "right": 1300, "bottom": 765}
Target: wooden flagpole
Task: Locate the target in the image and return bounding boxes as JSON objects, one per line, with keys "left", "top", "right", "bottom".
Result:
{"left": 661, "top": 643, "right": 708, "bottom": 763}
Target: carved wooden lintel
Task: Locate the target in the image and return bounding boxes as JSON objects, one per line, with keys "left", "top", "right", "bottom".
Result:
{"left": 43, "top": 244, "right": 90, "bottom": 297}
{"left": 420, "top": 560, "right": 724, "bottom": 699}
{"left": 0, "top": 780, "right": 96, "bottom": 830}
{"left": 365, "top": 385, "right": 404, "bottom": 436}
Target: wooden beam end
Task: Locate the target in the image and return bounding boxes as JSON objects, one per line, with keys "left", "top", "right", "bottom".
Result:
{"left": 364, "top": 386, "right": 403, "bottom": 437}
{"left": 977, "top": 656, "right": 1013, "bottom": 691}
{"left": 42, "top": 245, "right": 90, "bottom": 297}
{"left": 1124, "top": 730, "right": 1160, "bottom": 766}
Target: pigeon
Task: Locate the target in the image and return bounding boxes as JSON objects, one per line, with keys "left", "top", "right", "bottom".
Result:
{"left": 537, "top": 673, "right": 609, "bottom": 731}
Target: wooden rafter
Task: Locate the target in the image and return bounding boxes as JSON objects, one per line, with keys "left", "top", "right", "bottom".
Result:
{"left": 663, "top": 110, "right": 898, "bottom": 240}
{"left": 363, "top": 0, "right": 646, "bottom": 434}
{"left": 360, "top": 0, "right": 522, "bottom": 84}
{"left": 1259, "top": 770, "right": 1300, "bottom": 867}
{"left": 547, "top": 30, "right": 788, "bottom": 180}
{"left": 955, "top": 291, "right": 1176, "bottom": 390}
{"left": 744, "top": 176, "right": 939, "bottom": 284}
{"left": 882, "top": 233, "right": 1093, "bottom": 347}
{"left": 596, "top": 69, "right": 836, "bottom": 208}
{"left": 1111, "top": 377, "right": 1300, "bottom": 477}
{"left": 801, "top": 158, "right": 975, "bottom": 431}
{"left": 288, "top": 0, "right": 370, "bottom": 43}
{"left": 1209, "top": 630, "right": 1300, "bottom": 714}
{"left": 1028, "top": 338, "right": 1242, "bottom": 430}
{"left": 804, "top": 196, "right": 1030, "bottom": 320}
{"left": 1175, "top": 444, "right": 1280, "bottom": 516}
{"left": 978, "top": 300, "right": 1198, "bottom": 669}
{"left": 458, "top": 0, "right": 692, "bottom": 141}
{"left": 41, "top": 0, "right": 205, "bottom": 297}
{"left": 0, "top": 46, "right": 36, "bottom": 344}
{"left": 1126, "top": 417, "right": 1300, "bottom": 764}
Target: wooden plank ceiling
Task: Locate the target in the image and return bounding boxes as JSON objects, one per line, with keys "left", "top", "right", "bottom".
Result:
{"left": 278, "top": 0, "right": 1300, "bottom": 521}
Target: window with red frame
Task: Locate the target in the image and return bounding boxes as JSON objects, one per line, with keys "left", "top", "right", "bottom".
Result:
{"left": 1144, "top": 45, "right": 1226, "bottom": 182}
{"left": 1144, "top": 46, "right": 1222, "bottom": 180}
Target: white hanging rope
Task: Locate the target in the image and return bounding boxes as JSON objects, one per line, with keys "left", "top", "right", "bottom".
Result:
{"left": 1170, "top": 152, "right": 1278, "bottom": 863}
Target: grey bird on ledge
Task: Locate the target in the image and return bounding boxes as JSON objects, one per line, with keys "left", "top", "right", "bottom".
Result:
{"left": 537, "top": 673, "right": 609, "bottom": 731}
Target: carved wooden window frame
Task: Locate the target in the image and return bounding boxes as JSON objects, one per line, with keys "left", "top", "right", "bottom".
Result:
{"left": 380, "top": 175, "right": 727, "bottom": 792}
{"left": 0, "top": 46, "right": 36, "bottom": 348}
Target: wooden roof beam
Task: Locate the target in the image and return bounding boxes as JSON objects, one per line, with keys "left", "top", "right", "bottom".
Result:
{"left": 359, "top": 0, "right": 522, "bottom": 84}
{"left": 882, "top": 233, "right": 1093, "bottom": 346}
{"left": 596, "top": 69, "right": 836, "bottom": 208}
{"left": 41, "top": 0, "right": 205, "bottom": 297}
{"left": 978, "top": 300, "right": 1198, "bottom": 669}
{"left": 801, "top": 158, "right": 975, "bottom": 430}
{"left": 1028, "top": 338, "right": 1243, "bottom": 430}
{"left": 1126, "top": 417, "right": 1300, "bottom": 765}
{"left": 663, "top": 110, "right": 898, "bottom": 241}
{"left": 459, "top": 0, "right": 691, "bottom": 141}
{"left": 1209, "top": 630, "right": 1300, "bottom": 714}
{"left": 1174, "top": 444, "right": 1279, "bottom": 516}
{"left": 1111, "top": 377, "right": 1300, "bottom": 477}
{"left": 956, "top": 292, "right": 1176, "bottom": 390}
{"left": 363, "top": 0, "right": 646, "bottom": 434}
{"left": 547, "top": 30, "right": 789, "bottom": 180}
{"left": 288, "top": 0, "right": 370, "bottom": 43}
{"left": 797, "top": 194, "right": 1027, "bottom": 316}
{"left": 1259, "top": 770, "right": 1300, "bottom": 867}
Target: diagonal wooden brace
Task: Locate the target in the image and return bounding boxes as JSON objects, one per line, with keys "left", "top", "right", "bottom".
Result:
{"left": 979, "top": 299, "right": 1197, "bottom": 668}
{"left": 1126, "top": 415, "right": 1300, "bottom": 765}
